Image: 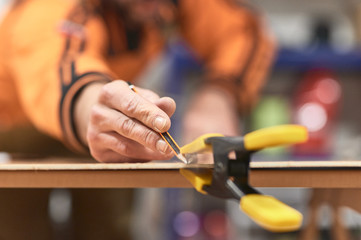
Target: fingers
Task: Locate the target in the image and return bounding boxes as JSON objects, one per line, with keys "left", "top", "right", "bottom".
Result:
{"left": 88, "top": 132, "right": 173, "bottom": 163}
{"left": 155, "top": 97, "right": 176, "bottom": 117}
{"left": 136, "top": 88, "right": 160, "bottom": 103}
{"left": 99, "top": 80, "right": 171, "bottom": 132}
{"left": 132, "top": 87, "right": 176, "bottom": 117}
{"left": 89, "top": 104, "right": 172, "bottom": 154}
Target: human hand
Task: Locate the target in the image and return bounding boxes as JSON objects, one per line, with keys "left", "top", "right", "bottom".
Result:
{"left": 75, "top": 80, "right": 176, "bottom": 162}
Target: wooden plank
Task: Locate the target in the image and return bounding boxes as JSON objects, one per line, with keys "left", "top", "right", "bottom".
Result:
{"left": 250, "top": 169, "right": 361, "bottom": 188}
{"left": 1, "top": 159, "right": 360, "bottom": 171}
{"left": 0, "top": 158, "right": 209, "bottom": 188}
{"left": 0, "top": 162, "right": 212, "bottom": 171}
{"left": 0, "top": 170, "right": 192, "bottom": 188}
{"left": 0, "top": 158, "right": 360, "bottom": 188}
{"left": 250, "top": 160, "right": 361, "bottom": 169}
{"left": 250, "top": 160, "right": 361, "bottom": 188}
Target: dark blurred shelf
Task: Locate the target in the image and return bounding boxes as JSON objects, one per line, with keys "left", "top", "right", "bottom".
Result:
{"left": 274, "top": 47, "right": 361, "bottom": 71}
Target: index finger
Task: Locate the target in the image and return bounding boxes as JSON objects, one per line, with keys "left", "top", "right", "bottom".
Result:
{"left": 98, "top": 80, "right": 171, "bottom": 132}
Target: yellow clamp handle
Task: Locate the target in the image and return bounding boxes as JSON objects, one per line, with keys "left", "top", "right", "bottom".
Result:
{"left": 180, "top": 133, "right": 224, "bottom": 154}
{"left": 241, "top": 194, "right": 303, "bottom": 232}
{"left": 181, "top": 168, "right": 303, "bottom": 232}
{"left": 179, "top": 168, "right": 212, "bottom": 195}
{"left": 244, "top": 124, "right": 308, "bottom": 151}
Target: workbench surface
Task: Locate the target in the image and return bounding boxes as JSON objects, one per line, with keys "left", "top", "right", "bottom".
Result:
{"left": 0, "top": 158, "right": 361, "bottom": 188}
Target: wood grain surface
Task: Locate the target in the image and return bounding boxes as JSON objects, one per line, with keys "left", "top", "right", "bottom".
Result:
{"left": 0, "top": 158, "right": 360, "bottom": 188}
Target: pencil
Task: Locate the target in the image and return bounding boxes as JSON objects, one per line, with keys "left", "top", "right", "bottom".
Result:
{"left": 128, "top": 83, "right": 187, "bottom": 164}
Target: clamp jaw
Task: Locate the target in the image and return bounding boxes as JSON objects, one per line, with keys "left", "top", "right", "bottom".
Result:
{"left": 180, "top": 125, "right": 308, "bottom": 232}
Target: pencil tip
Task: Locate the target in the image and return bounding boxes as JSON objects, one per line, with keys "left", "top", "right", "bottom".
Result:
{"left": 176, "top": 154, "right": 188, "bottom": 164}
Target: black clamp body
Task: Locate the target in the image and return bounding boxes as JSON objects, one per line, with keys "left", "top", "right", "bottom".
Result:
{"left": 203, "top": 137, "right": 259, "bottom": 200}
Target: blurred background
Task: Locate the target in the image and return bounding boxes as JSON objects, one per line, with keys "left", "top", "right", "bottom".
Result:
{"left": 135, "top": 1, "right": 361, "bottom": 239}
{"left": 0, "top": 0, "right": 361, "bottom": 239}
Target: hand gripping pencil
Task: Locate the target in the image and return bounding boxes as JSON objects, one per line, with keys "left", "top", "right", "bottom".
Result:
{"left": 128, "top": 83, "right": 187, "bottom": 163}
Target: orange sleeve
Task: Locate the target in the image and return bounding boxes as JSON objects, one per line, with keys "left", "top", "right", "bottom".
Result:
{"left": 7, "top": 0, "right": 115, "bottom": 152}
{"left": 178, "top": 0, "right": 276, "bottom": 113}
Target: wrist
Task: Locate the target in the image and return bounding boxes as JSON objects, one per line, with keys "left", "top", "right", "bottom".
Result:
{"left": 74, "top": 82, "right": 106, "bottom": 146}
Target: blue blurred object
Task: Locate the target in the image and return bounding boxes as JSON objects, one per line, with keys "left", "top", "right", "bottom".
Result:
{"left": 164, "top": 40, "right": 202, "bottom": 95}
{"left": 275, "top": 19, "right": 361, "bottom": 71}
{"left": 275, "top": 46, "right": 361, "bottom": 71}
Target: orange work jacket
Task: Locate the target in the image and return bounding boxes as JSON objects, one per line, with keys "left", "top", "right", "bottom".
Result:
{"left": 0, "top": 0, "right": 275, "bottom": 152}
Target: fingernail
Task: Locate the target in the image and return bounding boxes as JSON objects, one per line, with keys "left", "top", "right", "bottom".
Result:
{"left": 156, "top": 139, "right": 168, "bottom": 153}
{"left": 154, "top": 117, "right": 166, "bottom": 132}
